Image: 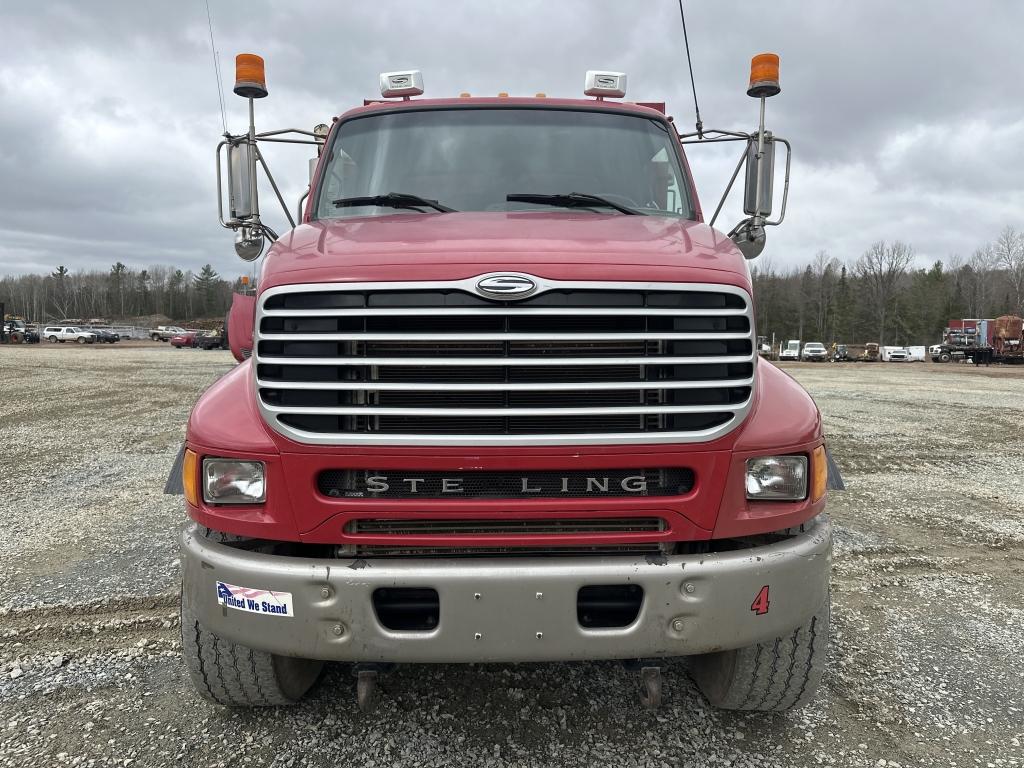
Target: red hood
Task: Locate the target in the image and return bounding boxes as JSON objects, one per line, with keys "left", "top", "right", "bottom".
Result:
{"left": 259, "top": 213, "right": 751, "bottom": 290}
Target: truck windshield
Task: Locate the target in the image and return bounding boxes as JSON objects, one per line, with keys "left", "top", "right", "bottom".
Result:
{"left": 315, "top": 108, "right": 694, "bottom": 220}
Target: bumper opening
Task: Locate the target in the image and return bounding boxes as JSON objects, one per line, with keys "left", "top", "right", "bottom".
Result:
{"left": 577, "top": 584, "right": 644, "bottom": 628}
{"left": 373, "top": 587, "right": 440, "bottom": 631}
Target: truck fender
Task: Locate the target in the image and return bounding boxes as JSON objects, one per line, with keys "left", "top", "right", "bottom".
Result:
{"left": 228, "top": 292, "right": 256, "bottom": 362}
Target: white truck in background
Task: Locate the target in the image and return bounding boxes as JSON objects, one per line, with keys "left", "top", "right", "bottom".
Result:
{"left": 779, "top": 339, "right": 800, "bottom": 360}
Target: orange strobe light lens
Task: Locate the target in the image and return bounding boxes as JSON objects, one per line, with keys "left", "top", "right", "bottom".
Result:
{"left": 234, "top": 53, "right": 268, "bottom": 98}
{"left": 811, "top": 445, "right": 827, "bottom": 503}
{"left": 183, "top": 449, "right": 200, "bottom": 507}
{"left": 747, "top": 52, "right": 780, "bottom": 98}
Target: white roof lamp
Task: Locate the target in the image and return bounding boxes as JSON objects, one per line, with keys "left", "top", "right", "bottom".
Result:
{"left": 380, "top": 70, "right": 424, "bottom": 99}
{"left": 584, "top": 71, "right": 627, "bottom": 99}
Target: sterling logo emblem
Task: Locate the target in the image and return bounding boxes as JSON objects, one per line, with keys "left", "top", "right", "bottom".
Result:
{"left": 475, "top": 274, "right": 538, "bottom": 299}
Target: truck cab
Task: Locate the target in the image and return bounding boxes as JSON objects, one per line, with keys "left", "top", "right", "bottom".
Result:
{"left": 779, "top": 339, "right": 801, "bottom": 360}
{"left": 179, "top": 58, "right": 832, "bottom": 713}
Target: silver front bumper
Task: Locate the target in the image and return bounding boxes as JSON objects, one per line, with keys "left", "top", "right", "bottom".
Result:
{"left": 180, "top": 517, "right": 832, "bottom": 663}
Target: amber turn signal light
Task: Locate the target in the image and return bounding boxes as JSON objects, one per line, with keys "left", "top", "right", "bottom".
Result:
{"left": 183, "top": 449, "right": 200, "bottom": 506}
{"left": 234, "top": 53, "right": 268, "bottom": 99}
{"left": 810, "top": 445, "right": 827, "bottom": 502}
{"left": 747, "top": 52, "right": 780, "bottom": 98}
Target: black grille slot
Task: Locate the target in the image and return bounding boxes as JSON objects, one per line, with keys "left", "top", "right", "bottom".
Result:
{"left": 319, "top": 468, "right": 695, "bottom": 499}
{"left": 577, "top": 585, "right": 644, "bottom": 628}
{"left": 346, "top": 518, "right": 666, "bottom": 535}
{"left": 255, "top": 283, "right": 755, "bottom": 443}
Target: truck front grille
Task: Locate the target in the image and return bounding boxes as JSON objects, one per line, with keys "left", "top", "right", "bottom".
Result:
{"left": 317, "top": 468, "right": 694, "bottom": 499}
{"left": 254, "top": 278, "right": 756, "bottom": 445}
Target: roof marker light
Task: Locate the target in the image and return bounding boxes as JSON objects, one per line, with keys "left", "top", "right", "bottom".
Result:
{"left": 379, "top": 70, "right": 424, "bottom": 98}
{"left": 584, "top": 71, "right": 627, "bottom": 98}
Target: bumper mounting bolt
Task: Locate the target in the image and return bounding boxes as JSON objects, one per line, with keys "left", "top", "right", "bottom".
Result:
{"left": 672, "top": 619, "right": 685, "bottom": 632}
{"left": 536, "top": 632, "right": 543, "bottom": 639}
{"left": 535, "top": 592, "right": 543, "bottom": 600}
{"left": 474, "top": 593, "right": 481, "bottom": 600}
{"left": 474, "top": 632, "right": 483, "bottom": 640}
{"left": 321, "top": 587, "right": 331, "bottom": 599}
{"left": 332, "top": 624, "right": 344, "bottom": 636}
{"left": 684, "top": 582, "right": 695, "bottom": 594}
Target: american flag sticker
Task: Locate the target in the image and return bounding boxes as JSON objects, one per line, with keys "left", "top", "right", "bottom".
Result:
{"left": 216, "top": 581, "right": 294, "bottom": 617}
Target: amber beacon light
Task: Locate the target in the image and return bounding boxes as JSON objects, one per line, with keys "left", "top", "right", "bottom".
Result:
{"left": 747, "top": 53, "right": 780, "bottom": 98}
{"left": 234, "top": 53, "right": 268, "bottom": 98}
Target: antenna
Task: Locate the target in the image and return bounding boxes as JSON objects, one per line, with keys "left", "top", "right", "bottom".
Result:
{"left": 677, "top": 0, "right": 703, "bottom": 138}
{"left": 205, "top": 0, "right": 228, "bottom": 133}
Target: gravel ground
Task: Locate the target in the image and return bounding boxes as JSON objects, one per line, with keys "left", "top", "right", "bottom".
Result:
{"left": 1, "top": 346, "right": 1022, "bottom": 768}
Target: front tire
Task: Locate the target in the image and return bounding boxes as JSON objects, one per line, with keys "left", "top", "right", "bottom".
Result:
{"left": 690, "top": 593, "right": 829, "bottom": 711}
{"left": 180, "top": 596, "right": 323, "bottom": 707}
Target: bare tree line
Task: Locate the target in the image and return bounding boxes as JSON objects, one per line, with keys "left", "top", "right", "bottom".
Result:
{"left": 0, "top": 262, "right": 241, "bottom": 323}
{"left": 752, "top": 227, "right": 1024, "bottom": 346}
{"left": 3, "top": 227, "right": 1023, "bottom": 341}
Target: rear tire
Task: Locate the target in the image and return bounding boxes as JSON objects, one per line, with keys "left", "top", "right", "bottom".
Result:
{"left": 690, "top": 593, "right": 829, "bottom": 711}
{"left": 49, "top": 336, "right": 58, "bottom": 343}
{"left": 939, "top": 352, "right": 951, "bottom": 363}
{"left": 77, "top": 337, "right": 86, "bottom": 344}
{"left": 180, "top": 595, "right": 323, "bottom": 707}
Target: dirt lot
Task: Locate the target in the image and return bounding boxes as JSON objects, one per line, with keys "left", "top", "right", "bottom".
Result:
{"left": 1, "top": 346, "right": 1022, "bottom": 768}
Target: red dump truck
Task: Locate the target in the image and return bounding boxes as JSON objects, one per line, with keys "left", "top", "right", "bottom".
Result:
{"left": 175, "top": 53, "right": 834, "bottom": 712}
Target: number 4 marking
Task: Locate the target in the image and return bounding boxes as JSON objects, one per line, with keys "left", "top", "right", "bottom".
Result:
{"left": 751, "top": 585, "right": 770, "bottom": 615}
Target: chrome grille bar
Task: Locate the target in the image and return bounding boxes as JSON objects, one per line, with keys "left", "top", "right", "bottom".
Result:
{"left": 262, "top": 306, "right": 748, "bottom": 317}
{"left": 257, "top": 354, "right": 755, "bottom": 367}
{"left": 254, "top": 278, "right": 756, "bottom": 446}
{"left": 262, "top": 401, "right": 752, "bottom": 417}
{"left": 259, "top": 331, "right": 751, "bottom": 341}
{"left": 256, "top": 377, "right": 755, "bottom": 391}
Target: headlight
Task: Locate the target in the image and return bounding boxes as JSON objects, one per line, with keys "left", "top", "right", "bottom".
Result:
{"left": 745, "top": 455, "right": 807, "bottom": 501}
{"left": 203, "top": 459, "right": 266, "bottom": 504}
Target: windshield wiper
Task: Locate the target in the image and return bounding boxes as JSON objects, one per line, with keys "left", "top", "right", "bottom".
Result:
{"left": 506, "top": 192, "right": 644, "bottom": 215}
{"left": 332, "top": 193, "right": 456, "bottom": 213}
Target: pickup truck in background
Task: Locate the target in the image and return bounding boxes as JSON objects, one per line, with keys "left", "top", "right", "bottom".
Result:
{"left": 42, "top": 326, "right": 98, "bottom": 344}
{"left": 151, "top": 325, "right": 187, "bottom": 342}
{"left": 801, "top": 342, "right": 827, "bottom": 361}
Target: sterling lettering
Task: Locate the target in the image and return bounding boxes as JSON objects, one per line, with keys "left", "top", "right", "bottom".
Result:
{"left": 362, "top": 475, "right": 648, "bottom": 494}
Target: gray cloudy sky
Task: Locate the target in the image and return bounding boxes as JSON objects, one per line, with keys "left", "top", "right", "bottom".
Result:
{"left": 1, "top": 1, "right": 1021, "bottom": 278}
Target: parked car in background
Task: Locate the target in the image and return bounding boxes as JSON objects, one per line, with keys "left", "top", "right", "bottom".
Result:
{"left": 779, "top": 339, "right": 801, "bottom": 360}
{"left": 170, "top": 332, "right": 198, "bottom": 348}
{"left": 801, "top": 342, "right": 828, "bottom": 361}
{"left": 830, "top": 343, "right": 848, "bottom": 361}
{"left": 89, "top": 328, "right": 120, "bottom": 344}
{"left": 42, "top": 326, "right": 97, "bottom": 344}
{"left": 151, "top": 325, "right": 186, "bottom": 342}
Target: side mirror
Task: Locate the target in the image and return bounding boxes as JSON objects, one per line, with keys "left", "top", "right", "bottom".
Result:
{"left": 227, "top": 142, "right": 255, "bottom": 221}
{"left": 743, "top": 131, "right": 774, "bottom": 217}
